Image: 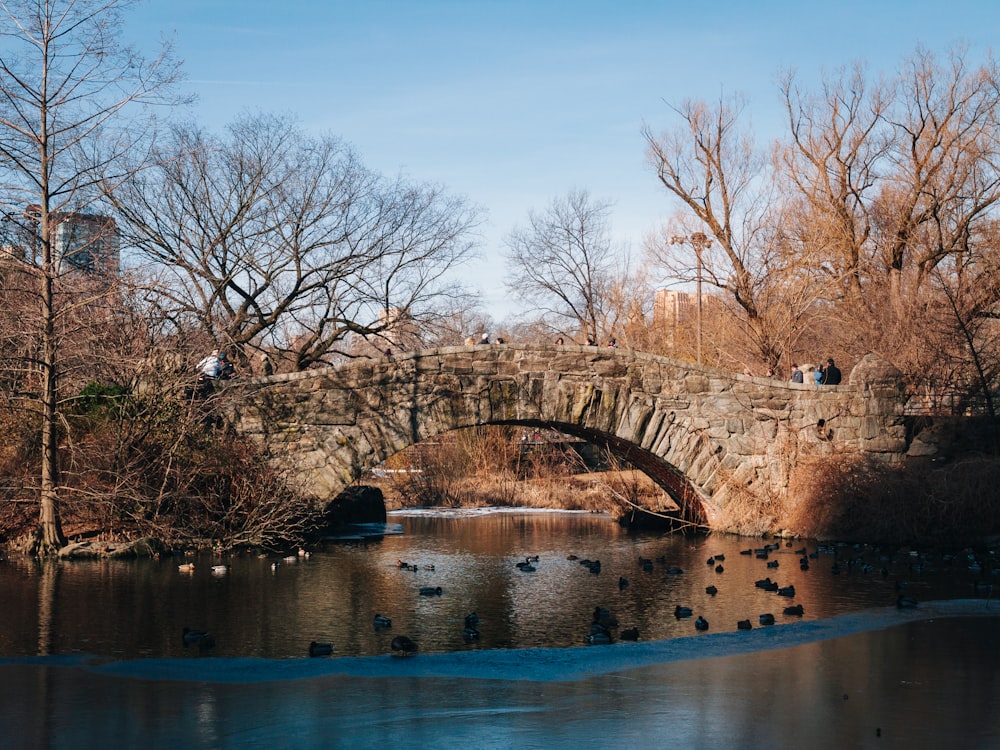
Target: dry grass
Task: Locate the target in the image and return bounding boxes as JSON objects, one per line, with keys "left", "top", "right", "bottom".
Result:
{"left": 376, "top": 470, "right": 649, "bottom": 513}
{"left": 784, "top": 453, "right": 1000, "bottom": 545}
{"left": 709, "top": 466, "right": 784, "bottom": 537}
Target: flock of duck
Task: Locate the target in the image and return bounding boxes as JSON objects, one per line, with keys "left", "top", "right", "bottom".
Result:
{"left": 530, "top": 540, "right": 993, "bottom": 645}
{"left": 578, "top": 544, "right": 817, "bottom": 644}
{"left": 176, "top": 539, "right": 996, "bottom": 658}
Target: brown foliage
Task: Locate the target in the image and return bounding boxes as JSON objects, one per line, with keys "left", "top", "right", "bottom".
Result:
{"left": 0, "top": 372, "right": 317, "bottom": 551}
{"left": 372, "top": 426, "right": 615, "bottom": 511}
{"left": 785, "top": 454, "right": 1000, "bottom": 545}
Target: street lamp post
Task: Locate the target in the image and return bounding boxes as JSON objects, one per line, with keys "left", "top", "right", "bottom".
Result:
{"left": 669, "top": 232, "right": 712, "bottom": 364}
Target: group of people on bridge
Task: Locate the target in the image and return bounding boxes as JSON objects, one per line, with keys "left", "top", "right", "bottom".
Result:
{"left": 789, "top": 359, "right": 841, "bottom": 386}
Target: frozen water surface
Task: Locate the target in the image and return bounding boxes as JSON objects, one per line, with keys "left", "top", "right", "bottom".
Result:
{"left": 2, "top": 601, "right": 998, "bottom": 750}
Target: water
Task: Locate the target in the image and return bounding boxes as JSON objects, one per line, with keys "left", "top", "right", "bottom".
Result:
{"left": 0, "top": 509, "right": 992, "bottom": 660}
{"left": 2, "top": 510, "right": 999, "bottom": 749}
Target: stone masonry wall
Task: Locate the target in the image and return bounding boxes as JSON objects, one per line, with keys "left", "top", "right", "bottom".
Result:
{"left": 228, "top": 345, "right": 908, "bottom": 527}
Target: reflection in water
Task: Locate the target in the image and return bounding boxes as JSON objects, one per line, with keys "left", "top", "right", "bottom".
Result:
{"left": 0, "top": 510, "right": 992, "bottom": 660}
{"left": 1, "top": 618, "right": 998, "bottom": 749}
{"left": 36, "top": 560, "right": 58, "bottom": 656}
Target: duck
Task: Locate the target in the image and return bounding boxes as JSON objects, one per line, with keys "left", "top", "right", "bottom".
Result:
{"left": 759, "top": 613, "right": 775, "bottom": 626}
{"left": 182, "top": 627, "right": 215, "bottom": 651}
{"left": 419, "top": 586, "right": 443, "bottom": 596}
{"left": 585, "top": 631, "right": 613, "bottom": 645}
{"left": 620, "top": 627, "right": 640, "bottom": 641}
{"left": 390, "top": 635, "right": 418, "bottom": 656}
{"left": 177, "top": 562, "right": 195, "bottom": 573}
{"left": 783, "top": 604, "right": 805, "bottom": 616}
{"left": 777, "top": 585, "right": 796, "bottom": 597}
{"left": 308, "top": 641, "right": 333, "bottom": 657}
{"left": 674, "top": 605, "right": 693, "bottom": 619}
{"left": 373, "top": 614, "right": 392, "bottom": 630}
{"left": 714, "top": 564, "right": 724, "bottom": 574}
{"left": 464, "top": 612, "right": 480, "bottom": 629}
{"left": 766, "top": 560, "right": 779, "bottom": 569}
{"left": 705, "top": 585, "right": 718, "bottom": 596}
{"left": 695, "top": 616, "right": 709, "bottom": 631}
{"left": 211, "top": 565, "right": 228, "bottom": 576}
{"left": 462, "top": 626, "right": 480, "bottom": 642}
{"left": 618, "top": 576, "right": 630, "bottom": 589}
{"left": 737, "top": 619, "right": 753, "bottom": 631}
{"left": 182, "top": 626, "right": 210, "bottom": 647}
{"left": 593, "top": 607, "right": 618, "bottom": 628}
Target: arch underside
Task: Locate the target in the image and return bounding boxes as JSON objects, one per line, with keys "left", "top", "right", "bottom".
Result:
{"left": 493, "top": 419, "right": 709, "bottom": 527}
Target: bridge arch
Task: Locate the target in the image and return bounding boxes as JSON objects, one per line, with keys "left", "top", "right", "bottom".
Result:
{"left": 229, "top": 345, "right": 907, "bottom": 530}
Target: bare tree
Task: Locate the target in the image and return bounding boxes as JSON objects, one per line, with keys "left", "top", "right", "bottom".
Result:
{"left": 778, "top": 45, "right": 1000, "bottom": 386}
{"left": 0, "top": 0, "right": 182, "bottom": 553}
{"left": 108, "top": 113, "right": 483, "bottom": 371}
{"left": 504, "top": 189, "right": 626, "bottom": 343}
{"left": 643, "top": 95, "right": 810, "bottom": 371}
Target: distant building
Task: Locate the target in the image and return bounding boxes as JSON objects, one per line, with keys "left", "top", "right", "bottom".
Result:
{"left": 653, "top": 289, "right": 695, "bottom": 328}
{"left": 53, "top": 211, "right": 119, "bottom": 275}
{"left": 0, "top": 207, "right": 119, "bottom": 276}
{"left": 653, "top": 288, "right": 721, "bottom": 352}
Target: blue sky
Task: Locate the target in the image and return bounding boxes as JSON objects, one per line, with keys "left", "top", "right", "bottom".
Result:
{"left": 126, "top": 0, "right": 998, "bottom": 321}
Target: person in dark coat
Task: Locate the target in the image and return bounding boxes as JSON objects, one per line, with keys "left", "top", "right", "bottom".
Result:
{"left": 822, "top": 358, "right": 842, "bottom": 385}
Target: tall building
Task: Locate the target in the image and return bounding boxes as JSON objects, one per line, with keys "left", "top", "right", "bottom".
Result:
{"left": 653, "top": 289, "right": 695, "bottom": 328}
{"left": 653, "top": 288, "right": 720, "bottom": 353}
{"left": 53, "top": 211, "right": 119, "bottom": 275}
{"left": 0, "top": 207, "right": 119, "bottom": 275}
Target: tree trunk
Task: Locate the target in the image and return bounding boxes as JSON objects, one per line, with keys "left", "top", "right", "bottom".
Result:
{"left": 36, "top": 220, "right": 65, "bottom": 554}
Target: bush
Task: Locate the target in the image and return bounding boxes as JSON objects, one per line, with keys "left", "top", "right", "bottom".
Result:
{"left": 785, "top": 454, "right": 1000, "bottom": 545}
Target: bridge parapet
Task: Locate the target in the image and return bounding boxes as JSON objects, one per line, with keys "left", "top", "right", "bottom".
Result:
{"left": 229, "top": 345, "right": 908, "bottom": 529}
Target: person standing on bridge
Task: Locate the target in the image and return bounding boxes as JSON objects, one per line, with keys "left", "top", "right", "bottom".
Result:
{"left": 197, "top": 349, "right": 222, "bottom": 380}
{"left": 478, "top": 333, "right": 490, "bottom": 345}
{"left": 790, "top": 364, "right": 804, "bottom": 383}
{"left": 821, "top": 358, "right": 842, "bottom": 385}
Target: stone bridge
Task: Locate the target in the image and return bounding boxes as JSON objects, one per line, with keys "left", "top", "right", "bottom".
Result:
{"left": 229, "top": 344, "right": 909, "bottom": 529}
